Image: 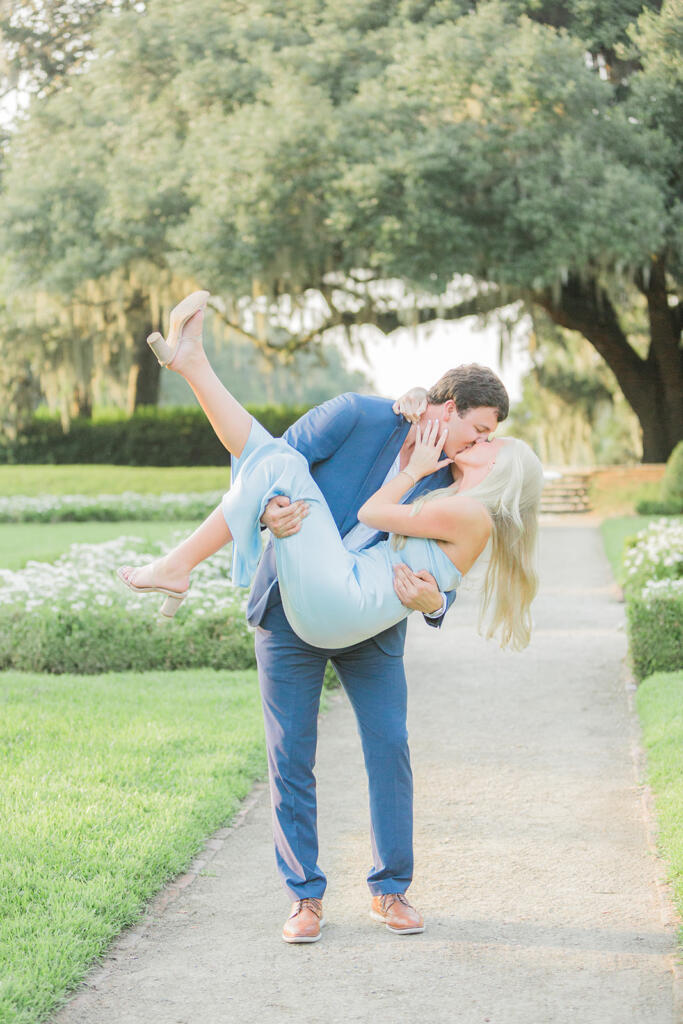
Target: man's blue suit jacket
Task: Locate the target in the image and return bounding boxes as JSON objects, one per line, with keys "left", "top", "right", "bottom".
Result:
{"left": 244, "top": 392, "right": 458, "bottom": 656}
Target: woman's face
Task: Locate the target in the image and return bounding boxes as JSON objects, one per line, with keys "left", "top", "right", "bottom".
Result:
{"left": 452, "top": 437, "right": 507, "bottom": 485}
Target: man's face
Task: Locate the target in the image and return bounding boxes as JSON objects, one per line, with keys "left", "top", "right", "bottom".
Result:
{"left": 433, "top": 402, "right": 500, "bottom": 459}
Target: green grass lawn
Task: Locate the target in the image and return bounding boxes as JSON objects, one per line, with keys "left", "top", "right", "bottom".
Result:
{"left": 0, "top": 668, "right": 267, "bottom": 1024}
{"left": 0, "top": 520, "right": 203, "bottom": 571}
{"left": 0, "top": 464, "right": 229, "bottom": 496}
{"left": 600, "top": 519, "right": 683, "bottom": 951}
{"left": 635, "top": 670, "right": 683, "bottom": 951}
{"left": 599, "top": 515, "right": 657, "bottom": 583}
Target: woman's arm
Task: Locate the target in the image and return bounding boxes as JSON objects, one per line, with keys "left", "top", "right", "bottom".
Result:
{"left": 359, "top": 481, "right": 472, "bottom": 542}
{"left": 358, "top": 420, "right": 487, "bottom": 544}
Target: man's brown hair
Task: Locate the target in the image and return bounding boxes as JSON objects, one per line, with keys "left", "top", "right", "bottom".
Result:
{"left": 427, "top": 364, "right": 509, "bottom": 422}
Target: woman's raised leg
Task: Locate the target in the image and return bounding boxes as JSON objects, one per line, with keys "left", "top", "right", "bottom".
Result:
{"left": 162, "top": 306, "right": 252, "bottom": 459}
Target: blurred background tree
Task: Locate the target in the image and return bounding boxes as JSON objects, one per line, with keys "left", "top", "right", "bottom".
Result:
{"left": 0, "top": 0, "right": 679, "bottom": 459}
{"left": 505, "top": 309, "right": 643, "bottom": 464}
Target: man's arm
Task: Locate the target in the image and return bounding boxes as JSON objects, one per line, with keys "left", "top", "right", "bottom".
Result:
{"left": 283, "top": 392, "right": 361, "bottom": 465}
{"left": 393, "top": 565, "right": 457, "bottom": 628}
{"left": 261, "top": 394, "right": 361, "bottom": 537}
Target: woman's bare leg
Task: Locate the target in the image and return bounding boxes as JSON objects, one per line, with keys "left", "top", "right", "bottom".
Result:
{"left": 119, "top": 306, "right": 251, "bottom": 594}
{"left": 167, "top": 309, "right": 252, "bottom": 458}
{"left": 119, "top": 505, "right": 232, "bottom": 593}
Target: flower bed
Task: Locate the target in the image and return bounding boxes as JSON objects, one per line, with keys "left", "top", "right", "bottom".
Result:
{"left": 622, "top": 518, "right": 683, "bottom": 679}
{"left": 0, "top": 491, "right": 224, "bottom": 523}
{"left": 0, "top": 534, "right": 256, "bottom": 674}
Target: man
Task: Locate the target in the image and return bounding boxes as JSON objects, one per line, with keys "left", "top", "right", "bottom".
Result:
{"left": 251, "top": 365, "right": 509, "bottom": 942}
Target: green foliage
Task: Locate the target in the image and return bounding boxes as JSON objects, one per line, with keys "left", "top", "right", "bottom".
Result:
{"left": 599, "top": 515, "right": 657, "bottom": 582}
{"left": 635, "top": 499, "right": 683, "bottom": 516}
{"left": 506, "top": 310, "right": 643, "bottom": 465}
{"left": 635, "top": 442, "right": 683, "bottom": 513}
{"left": 626, "top": 593, "right": 683, "bottom": 680}
{"left": 0, "top": 494, "right": 222, "bottom": 524}
{"left": 159, "top": 331, "right": 373, "bottom": 408}
{"left": 0, "top": 604, "right": 256, "bottom": 675}
{"left": 0, "top": 0, "right": 680, "bottom": 456}
{"left": 0, "top": 520, "right": 201, "bottom": 571}
{"left": 0, "top": 464, "right": 233, "bottom": 496}
{"left": 634, "top": 669, "right": 683, "bottom": 944}
{"left": 662, "top": 441, "right": 683, "bottom": 505}
{"left": 0, "top": 1, "right": 138, "bottom": 98}
{"left": 0, "top": 404, "right": 310, "bottom": 465}
{"left": 0, "top": 667, "right": 266, "bottom": 1024}
{"left": 324, "top": 661, "right": 341, "bottom": 691}
{"left": 614, "top": 516, "right": 683, "bottom": 679}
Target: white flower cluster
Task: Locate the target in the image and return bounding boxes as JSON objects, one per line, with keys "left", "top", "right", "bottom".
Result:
{"left": 0, "top": 532, "right": 247, "bottom": 619}
{"left": 640, "top": 577, "right": 683, "bottom": 602}
{"left": 623, "top": 517, "right": 683, "bottom": 599}
{"left": 0, "top": 491, "right": 225, "bottom": 523}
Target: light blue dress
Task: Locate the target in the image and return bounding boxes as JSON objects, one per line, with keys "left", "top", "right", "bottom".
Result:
{"left": 221, "top": 419, "right": 462, "bottom": 649}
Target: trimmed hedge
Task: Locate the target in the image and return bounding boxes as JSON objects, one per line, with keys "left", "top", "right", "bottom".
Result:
{"left": 636, "top": 441, "right": 683, "bottom": 515}
{"left": 0, "top": 404, "right": 311, "bottom": 466}
{"left": 635, "top": 499, "right": 683, "bottom": 515}
{"left": 626, "top": 592, "right": 683, "bottom": 681}
{"left": 0, "top": 605, "right": 256, "bottom": 675}
{"left": 662, "top": 441, "right": 683, "bottom": 505}
{"left": 0, "top": 605, "right": 343, "bottom": 683}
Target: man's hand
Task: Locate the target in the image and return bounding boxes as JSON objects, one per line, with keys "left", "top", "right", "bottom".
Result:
{"left": 392, "top": 387, "right": 428, "bottom": 423}
{"left": 260, "top": 495, "right": 309, "bottom": 538}
{"left": 393, "top": 564, "right": 444, "bottom": 615}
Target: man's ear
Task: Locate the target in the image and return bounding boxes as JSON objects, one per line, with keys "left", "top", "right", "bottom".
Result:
{"left": 442, "top": 399, "right": 457, "bottom": 420}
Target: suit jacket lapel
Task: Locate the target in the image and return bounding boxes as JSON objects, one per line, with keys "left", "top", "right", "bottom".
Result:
{"left": 340, "top": 418, "right": 411, "bottom": 536}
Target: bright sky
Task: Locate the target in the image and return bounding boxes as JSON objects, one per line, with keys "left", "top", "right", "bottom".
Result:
{"left": 343, "top": 314, "right": 532, "bottom": 404}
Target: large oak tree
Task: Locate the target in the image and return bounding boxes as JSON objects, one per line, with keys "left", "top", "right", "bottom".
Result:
{"left": 1, "top": 0, "right": 680, "bottom": 458}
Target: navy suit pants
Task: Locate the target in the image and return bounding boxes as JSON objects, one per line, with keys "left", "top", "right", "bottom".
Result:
{"left": 254, "top": 600, "right": 413, "bottom": 899}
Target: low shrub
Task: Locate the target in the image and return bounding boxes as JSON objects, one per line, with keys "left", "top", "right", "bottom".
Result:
{"left": 0, "top": 603, "right": 256, "bottom": 674}
{"left": 0, "top": 534, "right": 347, "bottom": 680}
{"left": 0, "top": 404, "right": 311, "bottom": 466}
{"left": 0, "top": 534, "right": 256, "bottom": 674}
{"left": 634, "top": 442, "right": 683, "bottom": 515}
{"left": 0, "top": 491, "right": 224, "bottom": 523}
{"left": 635, "top": 498, "right": 683, "bottom": 515}
{"left": 662, "top": 441, "right": 683, "bottom": 506}
{"left": 622, "top": 518, "right": 683, "bottom": 595}
{"left": 626, "top": 584, "right": 683, "bottom": 680}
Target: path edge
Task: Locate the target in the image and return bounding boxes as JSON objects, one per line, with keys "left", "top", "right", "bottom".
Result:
{"left": 51, "top": 782, "right": 269, "bottom": 1020}
{"left": 623, "top": 662, "right": 683, "bottom": 1020}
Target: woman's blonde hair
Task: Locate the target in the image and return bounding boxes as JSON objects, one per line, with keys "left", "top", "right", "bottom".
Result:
{"left": 392, "top": 438, "right": 544, "bottom": 651}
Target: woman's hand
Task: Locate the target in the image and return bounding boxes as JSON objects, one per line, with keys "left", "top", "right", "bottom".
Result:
{"left": 392, "top": 387, "right": 428, "bottom": 423}
{"left": 405, "top": 419, "right": 453, "bottom": 481}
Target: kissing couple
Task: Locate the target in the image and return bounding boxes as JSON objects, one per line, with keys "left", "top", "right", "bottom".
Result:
{"left": 118, "top": 291, "right": 544, "bottom": 943}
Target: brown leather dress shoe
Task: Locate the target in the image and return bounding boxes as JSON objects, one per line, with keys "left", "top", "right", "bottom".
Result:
{"left": 370, "top": 893, "right": 425, "bottom": 934}
{"left": 282, "top": 897, "right": 325, "bottom": 943}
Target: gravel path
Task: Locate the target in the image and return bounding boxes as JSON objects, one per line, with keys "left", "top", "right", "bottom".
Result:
{"left": 54, "top": 522, "right": 681, "bottom": 1024}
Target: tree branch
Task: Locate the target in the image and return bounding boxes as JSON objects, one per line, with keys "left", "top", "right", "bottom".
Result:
{"left": 534, "top": 273, "right": 648, "bottom": 413}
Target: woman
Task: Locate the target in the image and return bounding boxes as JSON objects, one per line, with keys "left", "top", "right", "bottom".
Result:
{"left": 118, "top": 292, "right": 544, "bottom": 650}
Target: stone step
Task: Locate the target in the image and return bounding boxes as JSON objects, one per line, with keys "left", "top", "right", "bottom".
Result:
{"left": 541, "top": 502, "right": 592, "bottom": 512}
{"left": 543, "top": 486, "right": 591, "bottom": 497}
{"left": 541, "top": 471, "right": 593, "bottom": 513}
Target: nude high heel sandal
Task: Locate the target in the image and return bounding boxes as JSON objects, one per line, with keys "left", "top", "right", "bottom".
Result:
{"left": 147, "top": 289, "right": 210, "bottom": 367}
{"left": 115, "top": 567, "right": 190, "bottom": 618}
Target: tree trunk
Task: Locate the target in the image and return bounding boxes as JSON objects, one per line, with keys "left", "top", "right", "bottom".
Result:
{"left": 69, "top": 383, "right": 92, "bottom": 419}
{"left": 535, "top": 270, "right": 682, "bottom": 463}
{"left": 640, "top": 256, "right": 683, "bottom": 459}
{"left": 133, "top": 329, "right": 161, "bottom": 409}
{"left": 124, "top": 292, "right": 162, "bottom": 413}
